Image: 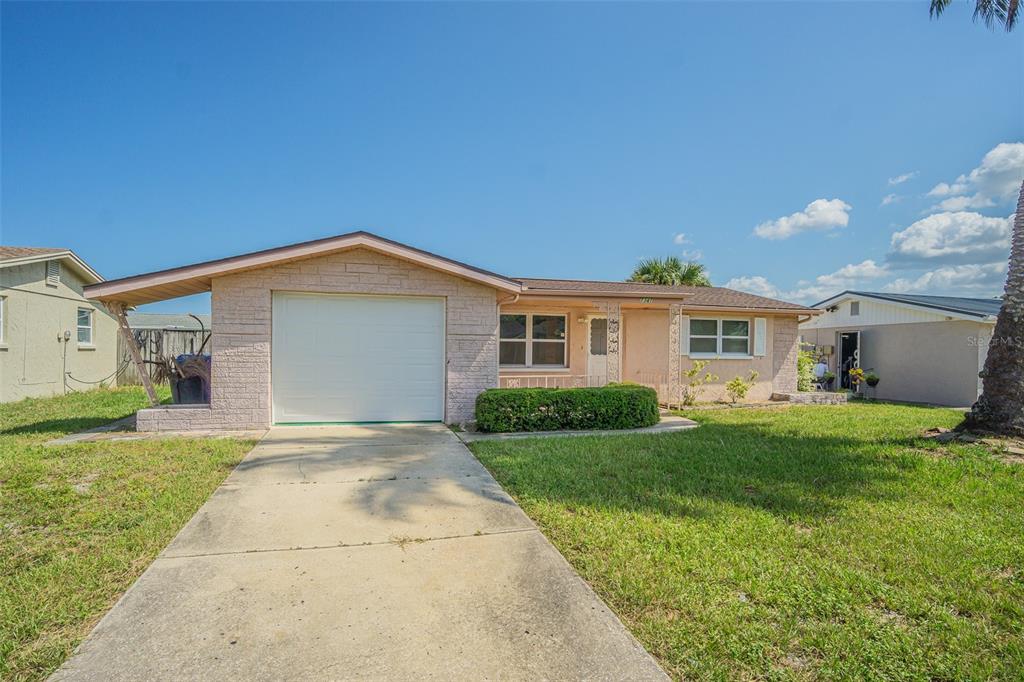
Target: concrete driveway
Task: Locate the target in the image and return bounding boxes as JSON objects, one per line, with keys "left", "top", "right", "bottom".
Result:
{"left": 54, "top": 424, "right": 667, "bottom": 681}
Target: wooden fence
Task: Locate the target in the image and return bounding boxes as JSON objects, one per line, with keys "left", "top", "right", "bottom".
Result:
{"left": 117, "top": 329, "right": 212, "bottom": 386}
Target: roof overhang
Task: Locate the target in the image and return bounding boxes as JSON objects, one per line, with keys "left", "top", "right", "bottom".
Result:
{"left": 511, "top": 292, "right": 819, "bottom": 315}
{"left": 0, "top": 250, "right": 104, "bottom": 284}
{"left": 84, "top": 231, "right": 522, "bottom": 306}
{"left": 813, "top": 290, "right": 994, "bottom": 323}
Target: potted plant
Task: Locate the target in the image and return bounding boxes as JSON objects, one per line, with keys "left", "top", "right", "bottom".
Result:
{"left": 865, "top": 372, "right": 880, "bottom": 399}
{"left": 848, "top": 367, "right": 865, "bottom": 397}
{"left": 822, "top": 370, "right": 835, "bottom": 390}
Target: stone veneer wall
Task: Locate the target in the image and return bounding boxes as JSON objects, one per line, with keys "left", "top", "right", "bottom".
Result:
{"left": 771, "top": 316, "right": 799, "bottom": 393}
{"left": 136, "top": 248, "right": 499, "bottom": 431}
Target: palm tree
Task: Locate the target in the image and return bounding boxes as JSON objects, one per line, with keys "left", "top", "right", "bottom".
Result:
{"left": 628, "top": 256, "right": 711, "bottom": 287}
{"left": 930, "top": 0, "right": 1019, "bottom": 31}
{"left": 963, "top": 181, "right": 1024, "bottom": 436}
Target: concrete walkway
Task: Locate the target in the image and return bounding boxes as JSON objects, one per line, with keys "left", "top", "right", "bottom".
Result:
{"left": 53, "top": 424, "right": 667, "bottom": 681}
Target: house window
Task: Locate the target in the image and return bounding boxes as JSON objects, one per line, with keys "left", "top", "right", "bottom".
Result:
{"left": 0, "top": 296, "right": 5, "bottom": 343}
{"left": 46, "top": 260, "right": 61, "bottom": 286}
{"left": 688, "top": 318, "right": 750, "bottom": 357}
{"left": 850, "top": 301, "right": 860, "bottom": 316}
{"left": 77, "top": 307, "right": 93, "bottom": 345}
{"left": 500, "top": 313, "right": 566, "bottom": 367}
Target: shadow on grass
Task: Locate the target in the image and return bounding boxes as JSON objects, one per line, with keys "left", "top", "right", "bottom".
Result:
{"left": 470, "top": 419, "right": 931, "bottom": 522}
{"left": 1, "top": 416, "right": 133, "bottom": 437}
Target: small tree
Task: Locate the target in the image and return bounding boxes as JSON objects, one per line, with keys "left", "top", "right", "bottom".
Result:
{"left": 726, "top": 370, "right": 760, "bottom": 404}
{"left": 681, "top": 360, "right": 718, "bottom": 406}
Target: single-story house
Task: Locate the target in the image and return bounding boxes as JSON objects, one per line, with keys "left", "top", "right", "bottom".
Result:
{"left": 801, "top": 290, "right": 999, "bottom": 407}
{"left": 0, "top": 246, "right": 118, "bottom": 402}
{"left": 84, "top": 232, "right": 816, "bottom": 430}
{"left": 127, "top": 312, "right": 212, "bottom": 331}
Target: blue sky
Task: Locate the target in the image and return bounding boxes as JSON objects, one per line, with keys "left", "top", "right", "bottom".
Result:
{"left": 2, "top": 1, "right": 1021, "bottom": 313}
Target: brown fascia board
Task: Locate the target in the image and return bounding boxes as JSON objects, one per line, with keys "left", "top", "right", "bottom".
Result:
{"left": 85, "top": 231, "right": 522, "bottom": 302}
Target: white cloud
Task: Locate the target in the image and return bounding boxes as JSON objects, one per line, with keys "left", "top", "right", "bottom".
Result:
{"left": 883, "top": 263, "right": 1007, "bottom": 295}
{"left": 722, "top": 276, "right": 779, "bottom": 298}
{"left": 681, "top": 249, "right": 704, "bottom": 261}
{"left": 888, "top": 171, "right": 918, "bottom": 186}
{"left": 881, "top": 193, "right": 900, "bottom": 206}
{"left": 888, "top": 211, "right": 1011, "bottom": 265}
{"left": 672, "top": 232, "right": 690, "bottom": 245}
{"left": 725, "top": 260, "right": 889, "bottom": 304}
{"left": 753, "top": 198, "right": 852, "bottom": 240}
{"left": 927, "top": 142, "right": 1024, "bottom": 210}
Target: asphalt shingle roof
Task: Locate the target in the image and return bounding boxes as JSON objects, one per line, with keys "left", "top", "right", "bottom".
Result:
{"left": 0, "top": 246, "right": 66, "bottom": 262}
{"left": 516, "top": 277, "right": 814, "bottom": 311}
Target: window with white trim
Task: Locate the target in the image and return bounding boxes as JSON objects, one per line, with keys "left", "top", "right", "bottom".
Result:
{"left": 0, "top": 296, "right": 5, "bottom": 343}
{"left": 500, "top": 313, "right": 567, "bottom": 367}
{"left": 688, "top": 318, "right": 750, "bottom": 356}
{"left": 77, "top": 307, "right": 93, "bottom": 345}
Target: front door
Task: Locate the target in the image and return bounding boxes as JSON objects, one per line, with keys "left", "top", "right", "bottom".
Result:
{"left": 838, "top": 331, "right": 860, "bottom": 390}
{"left": 587, "top": 317, "right": 608, "bottom": 386}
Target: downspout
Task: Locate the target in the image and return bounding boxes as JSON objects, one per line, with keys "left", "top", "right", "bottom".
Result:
{"left": 494, "top": 292, "right": 520, "bottom": 390}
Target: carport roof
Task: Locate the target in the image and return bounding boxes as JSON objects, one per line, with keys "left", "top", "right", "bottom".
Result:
{"left": 84, "top": 231, "right": 523, "bottom": 305}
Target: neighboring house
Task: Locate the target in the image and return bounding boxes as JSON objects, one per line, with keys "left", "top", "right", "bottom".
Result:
{"left": 0, "top": 246, "right": 118, "bottom": 402}
{"left": 127, "top": 312, "right": 212, "bottom": 331}
{"left": 83, "top": 232, "right": 816, "bottom": 430}
{"left": 801, "top": 290, "right": 999, "bottom": 407}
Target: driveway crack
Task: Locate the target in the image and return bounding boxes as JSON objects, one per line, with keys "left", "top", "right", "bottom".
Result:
{"left": 158, "top": 527, "right": 539, "bottom": 560}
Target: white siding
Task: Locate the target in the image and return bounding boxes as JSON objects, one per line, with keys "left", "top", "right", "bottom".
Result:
{"left": 802, "top": 296, "right": 952, "bottom": 330}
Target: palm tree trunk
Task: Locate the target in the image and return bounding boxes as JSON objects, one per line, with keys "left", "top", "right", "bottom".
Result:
{"left": 964, "top": 180, "right": 1024, "bottom": 435}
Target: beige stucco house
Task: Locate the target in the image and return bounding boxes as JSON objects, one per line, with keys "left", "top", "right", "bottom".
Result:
{"left": 0, "top": 247, "right": 118, "bottom": 402}
{"left": 83, "top": 232, "right": 815, "bottom": 430}
{"left": 801, "top": 290, "right": 998, "bottom": 407}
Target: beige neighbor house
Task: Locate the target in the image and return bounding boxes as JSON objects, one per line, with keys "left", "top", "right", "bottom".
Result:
{"left": 801, "top": 290, "right": 999, "bottom": 407}
{"left": 83, "top": 232, "right": 816, "bottom": 430}
{"left": 0, "top": 247, "right": 118, "bottom": 402}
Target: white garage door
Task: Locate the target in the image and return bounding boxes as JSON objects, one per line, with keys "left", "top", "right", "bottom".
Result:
{"left": 272, "top": 292, "right": 445, "bottom": 423}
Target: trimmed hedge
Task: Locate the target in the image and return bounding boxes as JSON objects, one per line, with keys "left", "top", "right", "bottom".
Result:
{"left": 475, "top": 383, "right": 660, "bottom": 433}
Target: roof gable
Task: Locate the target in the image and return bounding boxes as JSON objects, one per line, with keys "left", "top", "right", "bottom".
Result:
{"left": 0, "top": 246, "right": 104, "bottom": 284}
{"left": 84, "top": 231, "right": 522, "bottom": 305}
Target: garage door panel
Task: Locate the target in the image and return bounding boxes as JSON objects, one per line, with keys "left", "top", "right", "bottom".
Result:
{"left": 272, "top": 293, "right": 445, "bottom": 423}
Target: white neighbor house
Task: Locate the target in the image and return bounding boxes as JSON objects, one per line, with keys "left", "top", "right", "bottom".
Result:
{"left": 800, "top": 291, "right": 999, "bottom": 407}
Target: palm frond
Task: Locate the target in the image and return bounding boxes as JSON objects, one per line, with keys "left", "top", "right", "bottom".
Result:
{"left": 930, "top": 0, "right": 954, "bottom": 17}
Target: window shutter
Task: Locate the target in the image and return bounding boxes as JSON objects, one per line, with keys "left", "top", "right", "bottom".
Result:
{"left": 46, "top": 261, "right": 61, "bottom": 286}
{"left": 680, "top": 315, "right": 690, "bottom": 356}
{"left": 754, "top": 317, "right": 767, "bottom": 357}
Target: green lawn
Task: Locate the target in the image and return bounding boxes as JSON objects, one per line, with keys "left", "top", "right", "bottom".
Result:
{"left": 0, "top": 388, "right": 256, "bottom": 681}
{"left": 470, "top": 403, "right": 1024, "bottom": 680}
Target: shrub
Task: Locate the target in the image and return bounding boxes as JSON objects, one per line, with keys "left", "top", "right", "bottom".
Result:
{"left": 725, "top": 370, "right": 759, "bottom": 404}
{"left": 797, "top": 349, "right": 815, "bottom": 392}
{"left": 475, "top": 384, "right": 660, "bottom": 433}
{"left": 681, "top": 360, "right": 718, "bottom": 406}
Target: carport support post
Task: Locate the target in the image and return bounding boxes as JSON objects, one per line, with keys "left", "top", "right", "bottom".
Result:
{"left": 108, "top": 302, "right": 160, "bottom": 407}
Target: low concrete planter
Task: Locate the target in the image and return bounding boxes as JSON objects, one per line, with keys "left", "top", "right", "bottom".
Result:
{"left": 771, "top": 391, "right": 849, "bottom": 405}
